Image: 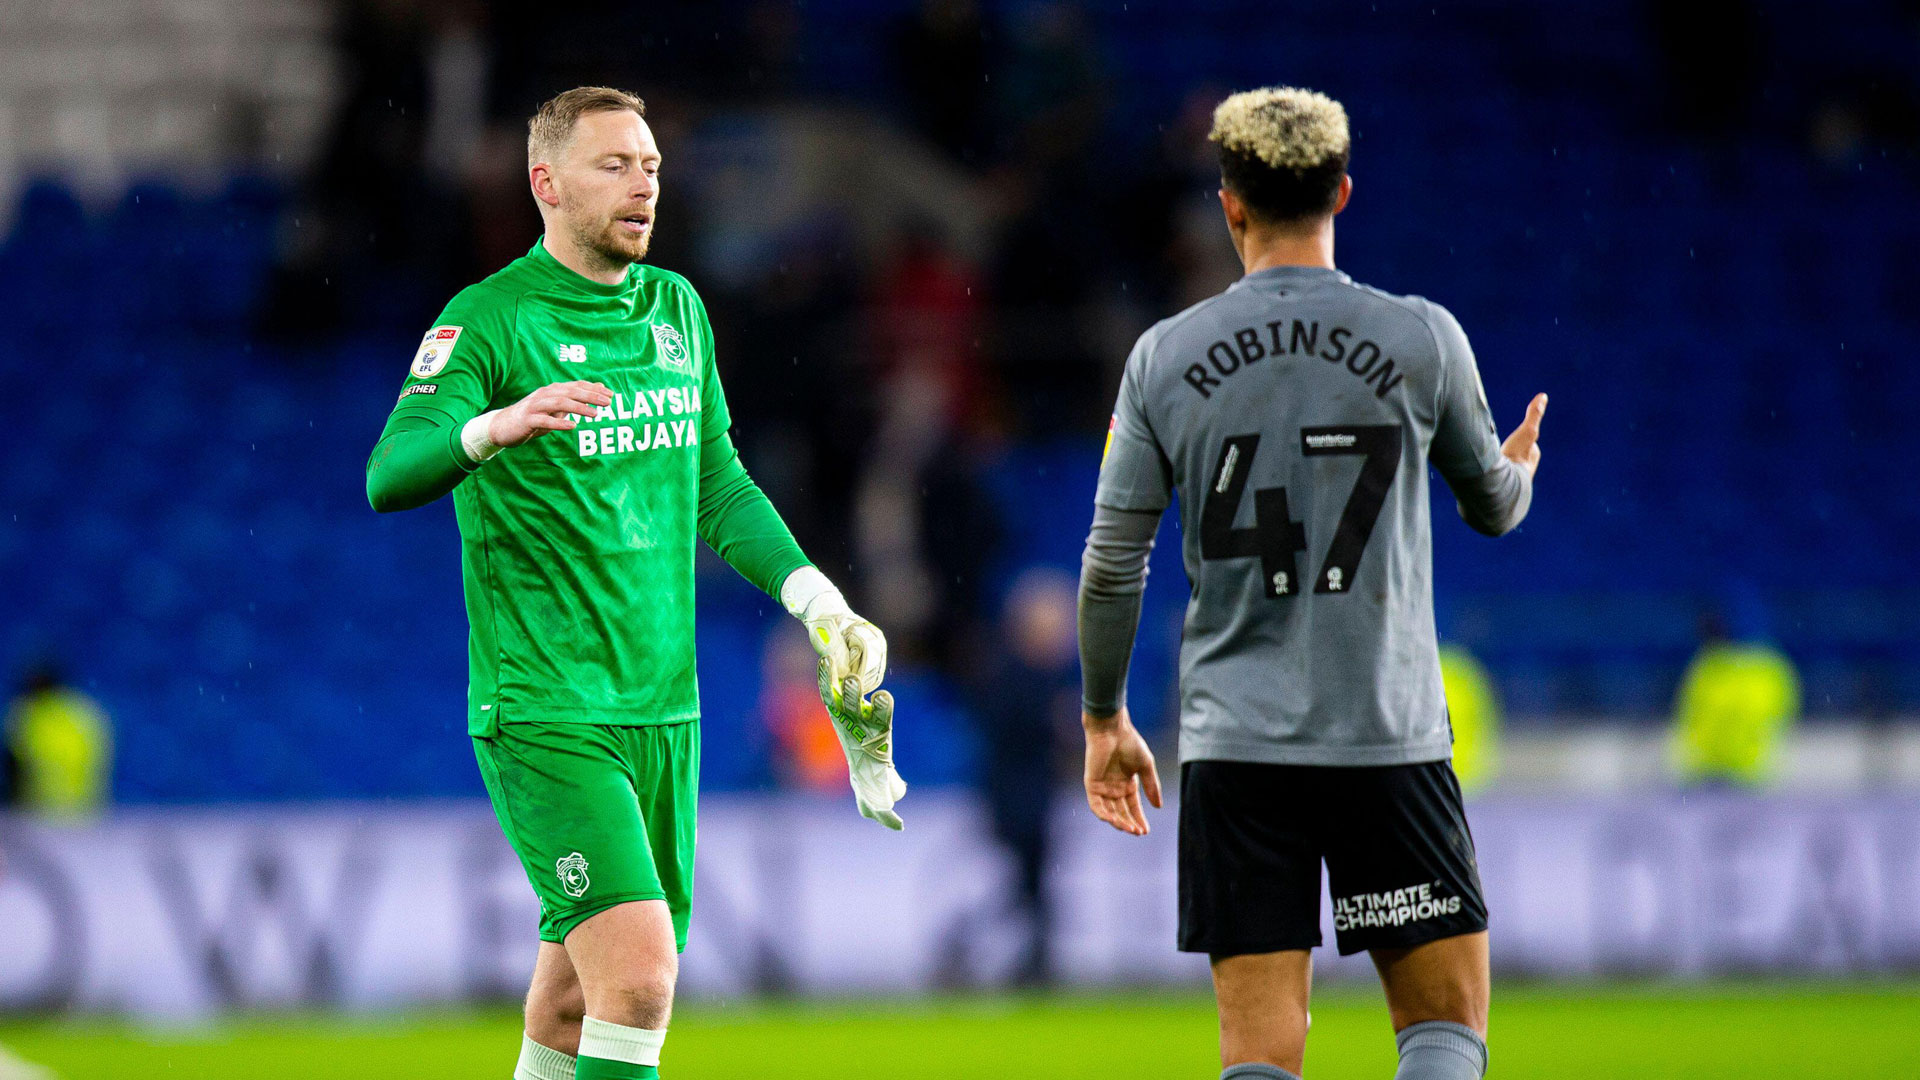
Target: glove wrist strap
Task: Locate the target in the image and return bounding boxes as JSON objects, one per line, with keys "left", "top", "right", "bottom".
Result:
{"left": 781, "top": 565, "right": 849, "bottom": 622}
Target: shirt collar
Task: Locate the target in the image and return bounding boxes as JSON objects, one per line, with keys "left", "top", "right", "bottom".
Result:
{"left": 528, "top": 238, "right": 640, "bottom": 297}
{"left": 1230, "top": 264, "right": 1351, "bottom": 291}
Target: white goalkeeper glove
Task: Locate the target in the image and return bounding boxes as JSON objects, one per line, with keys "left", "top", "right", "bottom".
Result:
{"left": 781, "top": 566, "right": 906, "bottom": 830}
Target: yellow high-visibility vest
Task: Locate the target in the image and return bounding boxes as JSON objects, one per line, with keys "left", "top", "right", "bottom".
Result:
{"left": 6, "top": 687, "right": 112, "bottom": 817}
{"left": 1671, "top": 642, "right": 1800, "bottom": 786}
{"left": 1439, "top": 645, "right": 1500, "bottom": 795}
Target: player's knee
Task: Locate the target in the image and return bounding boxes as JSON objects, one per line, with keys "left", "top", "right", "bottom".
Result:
{"left": 597, "top": 962, "right": 676, "bottom": 1028}
{"left": 1217, "top": 1001, "right": 1308, "bottom": 1073}
{"left": 1211, "top": 950, "right": 1311, "bottom": 1070}
{"left": 524, "top": 981, "right": 586, "bottom": 1052}
{"left": 529, "top": 980, "right": 585, "bottom": 1022}
{"left": 1222, "top": 1021, "right": 1308, "bottom": 1069}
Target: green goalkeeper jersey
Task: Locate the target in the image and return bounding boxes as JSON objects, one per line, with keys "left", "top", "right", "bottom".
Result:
{"left": 371, "top": 240, "right": 806, "bottom": 733}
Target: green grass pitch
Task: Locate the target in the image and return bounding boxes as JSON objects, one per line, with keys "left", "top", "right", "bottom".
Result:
{"left": 5, "top": 983, "right": 1917, "bottom": 1078}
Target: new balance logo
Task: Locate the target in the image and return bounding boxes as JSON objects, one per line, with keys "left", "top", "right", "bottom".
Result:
{"left": 557, "top": 343, "right": 588, "bottom": 364}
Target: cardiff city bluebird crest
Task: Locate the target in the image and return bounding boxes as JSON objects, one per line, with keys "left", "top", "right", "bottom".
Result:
{"left": 556, "top": 851, "right": 590, "bottom": 898}
{"left": 651, "top": 323, "right": 692, "bottom": 374}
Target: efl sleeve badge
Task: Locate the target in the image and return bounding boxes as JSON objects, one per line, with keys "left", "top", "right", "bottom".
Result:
{"left": 411, "top": 325, "right": 464, "bottom": 378}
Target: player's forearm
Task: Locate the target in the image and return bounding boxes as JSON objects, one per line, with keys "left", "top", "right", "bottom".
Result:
{"left": 366, "top": 413, "right": 479, "bottom": 513}
{"left": 1078, "top": 504, "right": 1159, "bottom": 717}
{"left": 1448, "top": 457, "right": 1533, "bottom": 537}
{"left": 696, "top": 434, "right": 810, "bottom": 597}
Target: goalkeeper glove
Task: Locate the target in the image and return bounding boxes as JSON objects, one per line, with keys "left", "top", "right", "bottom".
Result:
{"left": 781, "top": 566, "right": 907, "bottom": 829}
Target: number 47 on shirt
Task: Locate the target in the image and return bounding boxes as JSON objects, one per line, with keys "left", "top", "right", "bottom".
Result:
{"left": 1200, "top": 425, "right": 1403, "bottom": 599}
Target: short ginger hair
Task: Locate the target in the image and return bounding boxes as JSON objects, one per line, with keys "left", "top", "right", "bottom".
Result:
{"left": 1209, "top": 86, "right": 1351, "bottom": 224}
{"left": 526, "top": 86, "right": 647, "bottom": 169}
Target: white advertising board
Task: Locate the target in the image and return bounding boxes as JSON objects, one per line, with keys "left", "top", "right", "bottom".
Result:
{"left": 3, "top": 792, "right": 1917, "bottom": 1015}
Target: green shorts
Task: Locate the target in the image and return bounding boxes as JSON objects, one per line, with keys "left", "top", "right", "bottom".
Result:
{"left": 473, "top": 720, "right": 699, "bottom": 948}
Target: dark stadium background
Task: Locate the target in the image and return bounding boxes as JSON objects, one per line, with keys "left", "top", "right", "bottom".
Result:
{"left": 1, "top": 2, "right": 1917, "bottom": 1077}
{"left": 3, "top": 0, "right": 1912, "bottom": 801}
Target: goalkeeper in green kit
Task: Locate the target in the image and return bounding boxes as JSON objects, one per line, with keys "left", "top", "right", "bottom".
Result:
{"left": 365, "top": 86, "right": 905, "bottom": 1080}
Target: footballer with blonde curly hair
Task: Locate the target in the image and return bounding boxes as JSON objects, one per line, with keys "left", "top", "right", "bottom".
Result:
{"left": 1078, "top": 87, "right": 1549, "bottom": 1080}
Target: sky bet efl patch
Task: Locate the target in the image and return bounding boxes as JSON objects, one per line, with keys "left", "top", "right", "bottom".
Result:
{"left": 412, "top": 325, "right": 463, "bottom": 378}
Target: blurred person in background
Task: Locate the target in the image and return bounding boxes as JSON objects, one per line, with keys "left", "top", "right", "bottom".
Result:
{"left": 761, "top": 629, "right": 848, "bottom": 794}
{"left": 854, "top": 365, "right": 1003, "bottom": 669}
{"left": 262, "top": 0, "right": 448, "bottom": 339}
{"left": 872, "top": 218, "right": 986, "bottom": 431}
{"left": 714, "top": 224, "right": 869, "bottom": 576}
{"left": 1437, "top": 645, "right": 1501, "bottom": 797}
{"left": 1670, "top": 600, "right": 1802, "bottom": 788}
{"left": 1077, "top": 87, "right": 1546, "bottom": 1080}
{"left": 3, "top": 664, "right": 112, "bottom": 819}
{"left": 890, "top": 0, "right": 997, "bottom": 168}
{"left": 968, "top": 568, "right": 1080, "bottom": 987}
{"left": 862, "top": 219, "right": 1001, "bottom": 666}
{"left": 987, "top": 169, "right": 1110, "bottom": 438}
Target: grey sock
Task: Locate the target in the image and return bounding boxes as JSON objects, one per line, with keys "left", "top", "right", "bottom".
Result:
{"left": 1394, "top": 1021, "right": 1488, "bottom": 1079}
{"left": 1222, "top": 1064, "right": 1301, "bottom": 1080}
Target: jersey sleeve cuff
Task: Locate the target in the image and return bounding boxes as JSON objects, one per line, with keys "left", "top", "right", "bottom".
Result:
{"left": 460, "top": 412, "right": 505, "bottom": 464}
{"left": 445, "top": 418, "right": 482, "bottom": 473}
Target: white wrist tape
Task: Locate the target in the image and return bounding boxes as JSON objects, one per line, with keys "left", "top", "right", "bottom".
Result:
{"left": 461, "top": 411, "right": 504, "bottom": 463}
{"left": 780, "top": 565, "right": 848, "bottom": 621}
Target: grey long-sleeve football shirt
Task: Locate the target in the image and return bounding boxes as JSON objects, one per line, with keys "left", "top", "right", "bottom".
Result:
{"left": 1079, "top": 264, "right": 1531, "bottom": 767}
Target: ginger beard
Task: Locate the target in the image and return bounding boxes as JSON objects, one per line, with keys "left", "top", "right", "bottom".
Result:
{"left": 558, "top": 184, "right": 652, "bottom": 270}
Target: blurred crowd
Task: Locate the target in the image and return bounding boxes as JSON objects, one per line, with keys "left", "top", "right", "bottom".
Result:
{"left": 206, "top": 0, "right": 1888, "bottom": 946}
{"left": 266, "top": 0, "right": 1920, "bottom": 690}
{"left": 4, "top": 0, "right": 1915, "bottom": 815}
{"left": 263, "top": 1, "right": 1267, "bottom": 793}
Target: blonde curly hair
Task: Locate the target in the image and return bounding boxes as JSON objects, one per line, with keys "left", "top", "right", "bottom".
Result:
{"left": 1209, "top": 87, "right": 1350, "bottom": 221}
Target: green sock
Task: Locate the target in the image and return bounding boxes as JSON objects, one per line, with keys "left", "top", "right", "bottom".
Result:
{"left": 574, "top": 1017, "right": 665, "bottom": 1080}
{"left": 573, "top": 1060, "right": 656, "bottom": 1080}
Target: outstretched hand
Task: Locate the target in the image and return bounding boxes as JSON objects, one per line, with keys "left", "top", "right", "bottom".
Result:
{"left": 488, "top": 380, "right": 614, "bottom": 448}
{"left": 1501, "top": 392, "right": 1549, "bottom": 477}
{"left": 1083, "top": 707, "right": 1162, "bottom": 836}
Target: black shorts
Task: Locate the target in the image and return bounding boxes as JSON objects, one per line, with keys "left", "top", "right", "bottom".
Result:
{"left": 1178, "top": 759, "right": 1487, "bottom": 958}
